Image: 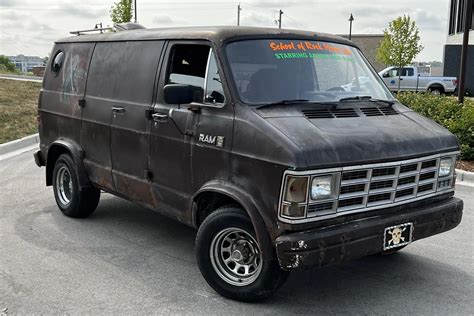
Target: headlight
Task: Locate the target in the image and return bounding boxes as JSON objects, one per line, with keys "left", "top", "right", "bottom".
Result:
{"left": 311, "top": 175, "right": 337, "bottom": 200}
{"left": 439, "top": 158, "right": 453, "bottom": 177}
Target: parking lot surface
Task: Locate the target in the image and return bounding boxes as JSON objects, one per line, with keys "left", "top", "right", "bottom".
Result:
{"left": 1, "top": 150, "right": 473, "bottom": 314}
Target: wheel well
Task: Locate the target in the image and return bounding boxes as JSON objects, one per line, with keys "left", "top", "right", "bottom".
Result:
{"left": 46, "top": 145, "right": 71, "bottom": 186}
{"left": 428, "top": 84, "right": 444, "bottom": 92}
{"left": 194, "top": 191, "right": 242, "bottom": 227}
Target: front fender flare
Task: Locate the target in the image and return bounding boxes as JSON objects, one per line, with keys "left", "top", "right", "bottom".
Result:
{"left": 192, "top": 180, "right": 276, "bottom": 260}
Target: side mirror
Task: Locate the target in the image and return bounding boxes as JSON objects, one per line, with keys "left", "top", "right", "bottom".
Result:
{"left": 163, "top": 84, "right": 194, "bottom": 105}
{"left": 382, "top": 73, "right": 389, "bottom": 78}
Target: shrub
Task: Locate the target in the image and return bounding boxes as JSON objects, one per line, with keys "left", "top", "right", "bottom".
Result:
{"left": 396, "top": 92, "right": 474, "bottom": 160}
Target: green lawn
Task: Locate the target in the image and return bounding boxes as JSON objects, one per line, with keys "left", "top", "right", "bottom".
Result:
{"left": 0, "top": 79, "right": 41, "bottom": 143}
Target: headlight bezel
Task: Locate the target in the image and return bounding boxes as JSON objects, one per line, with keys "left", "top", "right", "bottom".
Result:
{"left": 280, "top": 171, "right": 340, "bottom": 220}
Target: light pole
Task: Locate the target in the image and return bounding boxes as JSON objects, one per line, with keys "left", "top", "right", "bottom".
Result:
{"left": 348, "top": 13, "right": 354, "bottom": 40}
{"left": 237, "top": 3, "right": 242, "bottom": 26}
{"left": 278, "top": 10, "right": 283, "bottom": 29}
{"left": 134, "top": 0, "right": 137, "bottom": 23}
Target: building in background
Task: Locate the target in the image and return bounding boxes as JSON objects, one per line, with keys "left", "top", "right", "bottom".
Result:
{"left": 8, "top": 55, "right": 45, "bottom": 73}
{"left": 412, "top": 62, "right": 444, "bottom": 77}
{"left": 340, "top": 34, "right": 385, "bottom": 71}
{"left": 444, "top": 0, "right": 474, "bottom": 94}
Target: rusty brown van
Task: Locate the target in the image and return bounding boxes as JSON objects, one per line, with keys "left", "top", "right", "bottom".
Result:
{"left": 35, "top": 25, "right": 463, "bottom": 301}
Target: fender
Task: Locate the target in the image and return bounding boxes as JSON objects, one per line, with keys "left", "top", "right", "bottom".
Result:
{"left": 426, "top": 80, "right": 447, "bottom": 90}
{"left": 192, "top": 180, "right": 277, "bottom": 260}
{"left": 46, "top": 139, "right": 92, "bottom": 189}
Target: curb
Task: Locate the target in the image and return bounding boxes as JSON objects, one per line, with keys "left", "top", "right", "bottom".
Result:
{"left": 0, "top": 133, "right": 39, "bottom": 156}
{"left": 456, "top": 169, "right": 474, "bottom": 185}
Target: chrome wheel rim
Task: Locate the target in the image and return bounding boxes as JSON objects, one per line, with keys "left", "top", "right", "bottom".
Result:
{"left": 210, "top": 227, "right": 263, "bottom": 286}
{"left": 56, "top": 165, "right": 73, "bottom": 206}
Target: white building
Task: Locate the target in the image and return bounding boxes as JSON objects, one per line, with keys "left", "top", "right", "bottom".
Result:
{"left": 8, "top": 55, "right": 45, "bottom": 73}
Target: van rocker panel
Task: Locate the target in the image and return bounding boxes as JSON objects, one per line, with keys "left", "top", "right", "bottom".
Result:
{"left": 275, "top": 197, "right": 463, "bottom": 270}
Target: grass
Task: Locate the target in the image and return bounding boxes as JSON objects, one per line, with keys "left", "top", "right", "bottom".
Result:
{"left": 0, "top": 79, "right": 41, "bottom": 144}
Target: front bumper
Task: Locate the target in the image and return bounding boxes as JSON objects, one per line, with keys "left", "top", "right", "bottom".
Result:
{"left": 275, "top": 197, "right": 463, "bottom": 270}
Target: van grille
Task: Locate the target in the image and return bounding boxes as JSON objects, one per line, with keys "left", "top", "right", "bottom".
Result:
{"left": 302, "top": 106, "right": 398, "bottom": 119}
{"left": 336, "top": 157, "right": 446, "bottom": 212}
{"left": 282, "top": 153, "right": 457, "bottom": 223}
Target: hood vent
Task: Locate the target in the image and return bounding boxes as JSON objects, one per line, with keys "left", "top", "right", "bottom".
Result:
{"left": 302, "top": 106, "right": 398, "bottom": 119}
{"left": 361, "top": 107, "right": 398, "bottom": 116}
{"left": 302, "top": 108, "right": 358, "bottom": 119}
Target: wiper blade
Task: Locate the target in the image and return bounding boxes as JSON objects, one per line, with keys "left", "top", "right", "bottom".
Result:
{"left": 338, "top": 96, "right": 395, "bottom": 106}
{"left": 256, "top": 99, "right": 310, "bottom": 109}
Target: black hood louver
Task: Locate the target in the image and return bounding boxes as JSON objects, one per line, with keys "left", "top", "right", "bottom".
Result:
{"left": 302, "top": 106, "right": 399, "bottom": 119}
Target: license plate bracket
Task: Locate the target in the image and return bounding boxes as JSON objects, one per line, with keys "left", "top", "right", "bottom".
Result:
{"left": 383, "top": 222, "right": 413, "bottom": 250}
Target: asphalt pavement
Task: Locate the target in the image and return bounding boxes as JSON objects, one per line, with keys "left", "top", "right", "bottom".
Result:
{"left": 0, "top": 149, "right": 473, "bottom": 314}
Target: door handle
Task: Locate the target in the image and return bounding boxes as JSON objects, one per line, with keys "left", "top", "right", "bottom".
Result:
{"left": 152, "top": 113, "right": 168, "bottom": 122}
{"left": 399, "top": 78, "right": 403, "bottom": 81}
{"left": 111, "top": 107, "right": 126, "bottom": 114}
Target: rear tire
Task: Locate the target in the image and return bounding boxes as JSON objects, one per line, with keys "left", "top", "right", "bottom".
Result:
{"left": 195, "top": 206, "right": 288, "bottom": 302}
{"left": 52, "top": 154, "right": 100, "bottom": 218}
{"left": 428, "top": 87, "right": 443, "bottom": 95}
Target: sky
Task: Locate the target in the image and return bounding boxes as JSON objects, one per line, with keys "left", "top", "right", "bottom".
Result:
{"left": 0, "top": 0, "right": 450, "bottom": 61}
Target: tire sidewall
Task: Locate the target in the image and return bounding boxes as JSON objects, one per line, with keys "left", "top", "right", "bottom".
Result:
{"left": 196, "top": 209, "right": 285, "bottom": 301}
{"left": 52, "top": 154, "right": 80, "bottom": 215}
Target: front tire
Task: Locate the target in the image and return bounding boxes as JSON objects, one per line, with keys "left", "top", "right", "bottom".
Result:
{"left": 52, "top": 154, "right": 100, "bottom": 218}
{"left": 195, "top": 207, "right": 288, "bottom": 302}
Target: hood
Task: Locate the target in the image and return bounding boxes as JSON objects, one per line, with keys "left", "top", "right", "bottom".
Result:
{"left": 256, "top": 103, "right": 459, "bottom": 169}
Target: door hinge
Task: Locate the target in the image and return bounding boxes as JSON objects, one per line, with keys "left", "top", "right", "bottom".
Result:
{"left": 144, "top": 169, "right": 153, "bottom": 180}
{"left": 78, "top": 99, "right": 86, "bottom": 107}
{"left": 185, "top": 129, "right": 194, "bottom": 136}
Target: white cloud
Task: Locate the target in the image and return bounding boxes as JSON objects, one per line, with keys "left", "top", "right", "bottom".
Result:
{"left": 0, "top": 0, "right": 451, "bottom": 61}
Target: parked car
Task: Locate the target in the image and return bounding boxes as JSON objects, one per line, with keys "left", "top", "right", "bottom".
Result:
{"left": 34, "top": 25, "right": 463, "bottom": 302}
{"left": 379, "top": 66, "right": 458, "bottom": 94}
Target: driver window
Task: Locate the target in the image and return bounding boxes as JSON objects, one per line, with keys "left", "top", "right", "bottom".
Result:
{"left": 167, "top": 44, "right": 210, "bottom": 103}
{"left": 388, "top": 69, "right": 399, "bottom": 77}
{"left": 204, "top": 51, "right": 225, "bottom": 105}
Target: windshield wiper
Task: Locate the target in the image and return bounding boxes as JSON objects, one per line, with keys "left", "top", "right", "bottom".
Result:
{"left": 256, "top": 99, "right": 310, "bottom": 109}
{"left": 338, "top": 96, "right": 395, "bottom": 106}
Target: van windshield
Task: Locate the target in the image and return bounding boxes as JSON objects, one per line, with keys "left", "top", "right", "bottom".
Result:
{"left": 225, "top": 39, "right": 393, "bottom": 104}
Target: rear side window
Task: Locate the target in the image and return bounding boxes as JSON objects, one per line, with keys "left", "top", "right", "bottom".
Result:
{"left": 401, "top": 68, "right": 414, "bottom": 76}
{"left": 167, "top": 44, "right": 210, "bottom": 103}
{"left": 51, "top": 50, "right": 64, "bottom": 76}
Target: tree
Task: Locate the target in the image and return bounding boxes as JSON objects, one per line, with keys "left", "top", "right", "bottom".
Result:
{"left": 0, "top": 55, "right": 19, "bottom": 74}
{"left": 376, "top": 15, "right": 424, "bottom": 91}
{"left": 110, "top": 0, "right": 133, "bottom": 24}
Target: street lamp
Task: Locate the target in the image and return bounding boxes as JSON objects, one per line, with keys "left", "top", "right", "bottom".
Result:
{"left": 348, "top": 13, "right": 354, "bottom": 40}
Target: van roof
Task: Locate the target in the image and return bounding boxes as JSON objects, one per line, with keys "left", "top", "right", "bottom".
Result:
{"left": 56, "top": 26, "right": 356, "bottom": 47}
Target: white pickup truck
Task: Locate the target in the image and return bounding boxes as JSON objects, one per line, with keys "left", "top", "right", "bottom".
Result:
{"left": 379, "top": 66, "right": 457, "bottom": 94}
